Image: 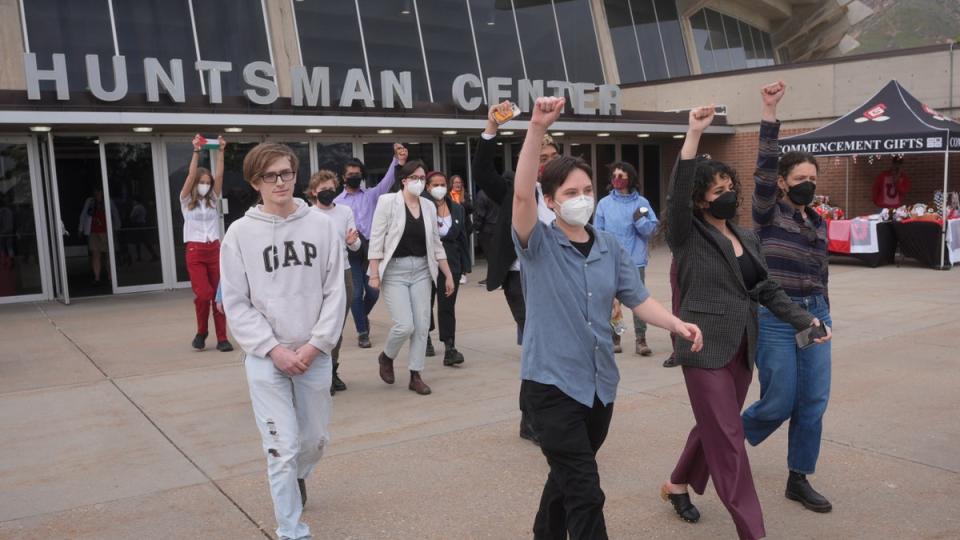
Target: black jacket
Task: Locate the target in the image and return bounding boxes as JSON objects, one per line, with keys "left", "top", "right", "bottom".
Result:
{"left": 423, "top": 193, "right": 472, "bottom": 276}
{"left": 471, "top": 135, "right": 518, "bottom": 291}
{"left": 666, "top": 158, "right": 814, "bottom": 369}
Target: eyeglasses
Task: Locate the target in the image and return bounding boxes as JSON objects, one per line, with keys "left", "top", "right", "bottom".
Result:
{"left": 406, "top": 175, "right": 426, "bottom": 182}
{"left": 259, "top": 170, "right": 295, "bottom": 184}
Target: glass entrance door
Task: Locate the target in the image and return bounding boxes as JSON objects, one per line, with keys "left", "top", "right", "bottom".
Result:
{"left": 99, "top": 140, "right": 165, "bottom": 292}
{"left": 0, "top": 139, "right": 46, "bottom": 302}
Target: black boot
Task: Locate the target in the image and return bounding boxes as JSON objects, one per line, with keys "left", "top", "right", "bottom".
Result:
{"left": 442, "top": 340, "right": 465, "bottom": 366}
{"left": 216, "top": 340, "right": 234, "bottom": 352}
{"left": 191, "top": 333, "right": 207, "bottom": 351}
{"left": 425, "top": 335, "right": 436, "bottom": 357}
{"left": 662, "top": 352, "right": 679, "bottom": 367}
{"left": 358, "top": 332, "right": 371, "bottom": 349}
{"left": 661, "top": 483, "right": 700, "bottom": 523}
{"left": 786, "top": 471, "right": 832, "bottom": 513}
{"left": 332, "top": 361, "right": 347, "bottom": 393}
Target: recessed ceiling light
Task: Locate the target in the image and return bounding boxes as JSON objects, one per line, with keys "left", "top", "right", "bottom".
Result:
{"left": 637, "top": 133, "right": 650, "bottom": 138}
{"left": 29, "top": 126, "right": 52, "bottom": 132}
{"left": 597, "top": 132, "right": 610, "bottom": 137}
{"left": 570, "top": 143, "right": 581, "bottom": 146}
{"left": 224, "top": 127, "right": 243, "bottom": 133}
{"left": 455, "top": 141, "right": 465, "bottom": 145}
{"left": 442, "top": 130, "right": 458, "bottom": 135}
{"left": 132, "top": 126, "right": 153, "bottom": 133}
{"left": 673, "top": 134, "right": 685, "bottom": 139}
{"left": 501, "top": 130, "right": 514, "bottom": 136}
{"left": 496, "top": 142, "right": 503, "bottom": 146}
{"left": 551, "top": 132, "right": 565, "bottom": 137}
{"left": 305, "top": 128, "right": 323, "bottom": 134}
{"left": 377, "top": 129, "right": 393, "bottom": 134}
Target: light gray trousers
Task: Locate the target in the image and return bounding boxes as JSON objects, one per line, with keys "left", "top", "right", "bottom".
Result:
{"left": 381, "top": 256, "right": 433, "bottom": 372}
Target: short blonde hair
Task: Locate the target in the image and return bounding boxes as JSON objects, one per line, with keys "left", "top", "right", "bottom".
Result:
{"left": 307, "top": 169, "right": 339, "bottom": 194}
{"left": 242, "top": 143, "right": 299, "bottom": 185}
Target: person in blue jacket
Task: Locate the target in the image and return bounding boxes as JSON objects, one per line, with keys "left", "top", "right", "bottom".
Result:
{"left": 595, "top": 161, "right": 659, "bottom": 356}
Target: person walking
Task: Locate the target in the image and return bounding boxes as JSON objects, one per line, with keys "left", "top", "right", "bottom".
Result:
{"left": 307, "top": 170, "right": 362, "bottom": 395}
{"left": 334, "top": 144, "right": 407, "bottom": 348}
{"left": 742, "top": 81, "right": 835, "bottom": 513}
{"left": 367, "top": 160, "right": 455, "bottom": 396}
{"left": 660, "top": 105, "right": 830, "bottom": 540}
{"left": 220, "top": 142, "right": 346, "bottom": 540}
{"left": 423, "top": 171, "right": 471, "bottom": 366}
{"left": 473, "top": 100, "right": 559, "bottom": 443}
{"left": 180, "top": 134, "right": 232, "bottom": 352}
{"left": 514, "top": 96, "right": 702, "bottom": 540}
{"left": 595, "top": 161, "right": 659, "bottom": 356}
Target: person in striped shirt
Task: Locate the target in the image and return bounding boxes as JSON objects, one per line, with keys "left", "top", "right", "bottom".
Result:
{"left": 742, "top": 81, "right": 835, "bottom": 514}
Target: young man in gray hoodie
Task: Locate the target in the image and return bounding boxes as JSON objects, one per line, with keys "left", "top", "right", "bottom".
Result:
{"left": 220, "top": 143, "right": 346, "bottom": 540}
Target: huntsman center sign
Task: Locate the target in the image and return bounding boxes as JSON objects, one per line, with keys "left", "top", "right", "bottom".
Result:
{"left": 23, "top": 53, "right": 623, "bottom": 116}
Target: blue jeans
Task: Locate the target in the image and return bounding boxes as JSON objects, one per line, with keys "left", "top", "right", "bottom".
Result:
{"left": 348, "top": 255, "right": 379, "bottom": 334}
{"left": 742, "top": 295, "right": 832, "bottom": 474}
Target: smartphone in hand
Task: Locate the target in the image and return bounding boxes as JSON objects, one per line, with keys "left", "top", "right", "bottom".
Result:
{"left": 795, "top": 324, "right": 828, "bottom": 349}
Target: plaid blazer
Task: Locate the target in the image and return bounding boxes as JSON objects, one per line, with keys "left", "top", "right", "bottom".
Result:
{"left": 666, "top": 159, "right": 814, "bottom": 370}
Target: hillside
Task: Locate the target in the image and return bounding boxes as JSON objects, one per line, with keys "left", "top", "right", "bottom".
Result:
{"left": 846, "top": 0, "right": 960, "bottom": 54}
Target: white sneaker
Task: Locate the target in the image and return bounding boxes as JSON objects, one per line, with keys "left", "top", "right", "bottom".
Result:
{"left": 459, "top": 275, "right": 468, "bottom": 284}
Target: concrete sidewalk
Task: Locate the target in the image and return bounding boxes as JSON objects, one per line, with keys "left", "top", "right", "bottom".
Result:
{"left": 0, "top": 250, "right": 958, "bottom": 539}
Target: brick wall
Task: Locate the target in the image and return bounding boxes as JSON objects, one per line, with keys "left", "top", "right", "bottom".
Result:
{"left": 658, "top": 130, "right": 960, "bottom": 227}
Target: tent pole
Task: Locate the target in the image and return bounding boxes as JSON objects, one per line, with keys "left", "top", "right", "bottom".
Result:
{"left": 940, "top": 148, "right": 950, "bottom": 269}
{"left": 844, "top": 157, "right": 850, "bottom": 212}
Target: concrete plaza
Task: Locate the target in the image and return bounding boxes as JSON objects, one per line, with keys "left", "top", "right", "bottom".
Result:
{"left": 0, "top": 250, "right": 958, "bottom": 539}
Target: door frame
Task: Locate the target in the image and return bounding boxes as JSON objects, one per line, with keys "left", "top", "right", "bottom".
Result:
{"left": 0, "top": 135, "right": 53, "bottom": 304}
{"left": 98, "top": 136, "right": 169, "bottom": 294}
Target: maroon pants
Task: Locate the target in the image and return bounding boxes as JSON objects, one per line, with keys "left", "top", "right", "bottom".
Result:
{"left": 670, "top": 337, "right": 765, "bottom": 540}
{"left": 186, "top": 241, "right": 227, "bottom": 341}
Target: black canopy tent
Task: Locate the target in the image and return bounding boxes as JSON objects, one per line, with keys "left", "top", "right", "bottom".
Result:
{"left": 780, "top": 80, "right": 960, "bottom": 268}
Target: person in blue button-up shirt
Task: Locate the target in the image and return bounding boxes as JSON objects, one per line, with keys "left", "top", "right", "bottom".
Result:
{"left": 595, "top": 161, "right": 659, "bottom": 356}
{"left": 512, "top": 96, "right": 703, "bottom": 540}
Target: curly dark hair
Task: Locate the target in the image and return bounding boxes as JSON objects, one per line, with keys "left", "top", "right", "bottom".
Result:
{"left": 656, "top": 157, "right": 741, "bottom": 244}
{"left": 606, "top": 160, "right": 640, "bottom": 191}
{"left": 778, "top": 151, "right": 818, "bottom": 179}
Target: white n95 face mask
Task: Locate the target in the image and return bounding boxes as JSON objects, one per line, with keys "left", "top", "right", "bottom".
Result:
{"left": 405, "top": 180, "right": 425, "bottom": 196}
{"left": 197, "top": 183, "right": 211, "bottom": 197}
{"left": 557, "top": 195, "right": 595, "bottom": 227}
{"left": 430, "top": 186, "right": 447, "bottom": 201}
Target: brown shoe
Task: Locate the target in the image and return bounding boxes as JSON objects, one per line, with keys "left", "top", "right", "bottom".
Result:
{"left": 378, "top": 352, "right": 395, "bottom": 384}
{"left": 636, "top": 336, "right": 653, "bottom": 356}
{"left": 408, "top": 370, "right": 432, "bottom": 395}
{"left": 613, "top": 334, "right": 623, "bottom": 354}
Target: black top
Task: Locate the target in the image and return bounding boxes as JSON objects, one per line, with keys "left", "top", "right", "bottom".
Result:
{"left": 570, "top": 229, "right": 595, "bottom": 258}
{"left": 394, "top": 204, "right": 427, "bottom": 258}
{"left": 737, "top": 252, "right": 760, "bottom": 290}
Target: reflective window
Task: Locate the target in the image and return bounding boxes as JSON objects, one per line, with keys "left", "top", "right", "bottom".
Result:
{"left": 357, "top": 1, "right": 430, "bottom": 104}
{"left": 655, "top": 0, "right": 689, "bottom": 77}
{"left": 0, "top": 143, "right": 42, "bottom": 297}
{"left": 363, "top": 142, "right": 434, "bottom": 191}
{"left": 693, "top": 8, "right": 776, "bottom": 74}
{"left": 166, "top": 141, "right": 212, "bottom": 282}
{"left": 293, "top": 0, "right": 367, "bottom": 104}
{"left": 23, "top": 0, "right": 115, "bottom": 93}
{"left": 595, "top": 143, "right": 616, "bottom": 196}
{"left": 514, "top": 2, "right": 566, "bottom": 83}
{"left": 192, "top": 0, "right": 272, "bottom": 98}
{"left": 631, "top": 0, "right": 668, "bottom": 81}
{"left": 723, "top": 14, "right": 747, "bottom": 70}
{"left": 418, "top": 0, "right": 482, "bottom": 104}
{"left": 469, "top": 0, "right": 526, "bottom": 84}
{"left": 113, "top": 1, "right": 202, "bottom": 96}
{"left": 554, "top": 0, "right": 605, "bottom": 84}
{"left": 316, "top": 143, "right": 356, "bottom": 179}
{"left": 220, "top": 142, "right": 261, "bottom": 232}
{"left": 603, "top": 0, "right": 644, "bottom": 84}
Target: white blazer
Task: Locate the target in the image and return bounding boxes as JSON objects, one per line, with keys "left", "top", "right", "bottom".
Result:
{"left": 368, "top": 192, "right": 446, "bottom": 281}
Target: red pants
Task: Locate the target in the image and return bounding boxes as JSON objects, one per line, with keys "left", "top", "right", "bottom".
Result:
{"left": 186, "top": 241, "right": 227, "bottom": 341}
{"left": 670, "top": 337, "right": 764, "bottom": 540}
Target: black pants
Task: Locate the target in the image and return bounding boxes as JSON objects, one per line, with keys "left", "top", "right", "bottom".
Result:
{"left": 429, "top": 271, "right": 461, "bottom": 345}
{"left": 521, "top": 380, "right": 614, "bottom": 540}
{"left": 502, "top": 270, "right": 526, "bottom": 344}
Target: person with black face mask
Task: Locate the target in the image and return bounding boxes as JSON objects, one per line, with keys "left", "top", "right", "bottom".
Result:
{"left": 334, "top": 145, "right": 408, "bottom": 349}
{"left": 308, "top": 170, "right": 362, "bottom": 395}
{"left": 742, "top": 82, "right": 836, "bottom": 515}
{"left": 659, "top": 105, "right": 827, "bottom": 540}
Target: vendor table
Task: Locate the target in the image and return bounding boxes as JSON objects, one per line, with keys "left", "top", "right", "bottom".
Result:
{"left": 893, "top": 219, "right": 955, "bottom": 269}
{"left": 826, "top": 219, "right": 896, "bottom": 267}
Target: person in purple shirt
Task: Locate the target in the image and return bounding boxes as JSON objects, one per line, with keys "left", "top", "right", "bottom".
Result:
{"left": 334, "top": 143, "right": 407, "bottom": 348}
